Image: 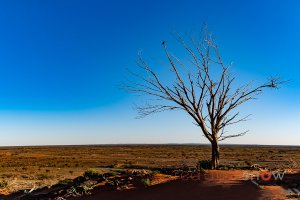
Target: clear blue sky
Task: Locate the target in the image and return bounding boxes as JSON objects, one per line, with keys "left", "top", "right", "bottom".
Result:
{"left": 0, "top": 0, "right": 299, "bottom": 146}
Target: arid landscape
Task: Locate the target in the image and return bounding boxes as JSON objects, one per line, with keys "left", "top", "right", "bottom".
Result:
{"left": 0, "top": 145, "right": 299, "bottom": 199}
{"left": 0, "top": 1, "right": 299, "bottom": 200}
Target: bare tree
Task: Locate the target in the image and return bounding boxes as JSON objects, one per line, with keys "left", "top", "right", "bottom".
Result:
{"left": 126, "top": 29, "right": 283, "bottom": 169}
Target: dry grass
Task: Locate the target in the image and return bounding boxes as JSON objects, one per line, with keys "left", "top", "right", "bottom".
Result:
{"left": 0, "top": 144, "right": 299, "bottom": 193}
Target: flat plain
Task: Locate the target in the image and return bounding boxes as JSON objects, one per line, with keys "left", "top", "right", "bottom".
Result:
{"left": 0, "top": 144, "right": 299, "bottom": 195}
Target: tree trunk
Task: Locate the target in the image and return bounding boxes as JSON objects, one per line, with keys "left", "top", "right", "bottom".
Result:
{"left": 211, "top": 140, "right": 220, "bottom": 169}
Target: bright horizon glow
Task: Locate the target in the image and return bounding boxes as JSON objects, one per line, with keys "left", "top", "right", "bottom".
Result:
{"left": 0, "top": 0, "right": 299, "bottom": 146}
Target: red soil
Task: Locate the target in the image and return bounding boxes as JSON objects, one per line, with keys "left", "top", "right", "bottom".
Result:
{"left": 76, "top": 170, "right": 288, "bottom": 200}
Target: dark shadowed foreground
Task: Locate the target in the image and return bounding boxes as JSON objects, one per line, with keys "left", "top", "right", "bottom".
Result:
{"left": 77, "top": 181, "right": 262, "bottom": 200}
{"left": 75, "top": 171, "right": 287, "bottom": 200}
{"left": 3, "top": 170, "right": 299, "bottom": 200}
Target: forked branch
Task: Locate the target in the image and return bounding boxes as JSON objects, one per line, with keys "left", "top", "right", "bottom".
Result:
{"left": 125, "top": 29, "right": 283, "bottom": 143}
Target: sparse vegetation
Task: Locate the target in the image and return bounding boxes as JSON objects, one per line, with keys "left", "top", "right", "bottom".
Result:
{"left": 245, "top": 160, "right": 253, "bottom": 166}
{"left": 0, "top": 145, "right": 299, "bottom": 193}
{"left": 198, "top": 160, "right": 212, "bottom": 170}
{"left": 57, "top": 178, "right": 73, "bottom": 185}
{"left": 141, "top": 178, "right": 151, "bottom": 186}
{"left": 0, "top": 180, "right": 8, "bottom": 189}
{"left": 36, "top": 173, "right": 52, "bottom": 180}
{"left": 84, "top": 169, "right": 102, "bottom": 180}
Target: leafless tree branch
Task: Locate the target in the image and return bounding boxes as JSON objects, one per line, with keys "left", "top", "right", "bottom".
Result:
{"left": 125, "top": 28, "right": 283, "bottom": 168}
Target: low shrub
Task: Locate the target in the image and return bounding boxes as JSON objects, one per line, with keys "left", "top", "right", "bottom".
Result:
{"left": 57, "top": 179, "right": 73, "bottom": 185}
{"left": 0, "top": 180, "right": 8, "bottom": 188}
{"left": 245, "top": 160, "right": 253, "bottom": 166}
{"left": 84, "top": 169, "right": 102, "bottom": 180}
{"left": 151, "top": 170, "right": 160, "bottom": 175}
{"left": 198, "top": 160, "right": 212, "bottom": 170}
{"left": 141, "top": 178, "right": 151, "bottom": 186}
{"left": 36, "top": 173, "right": 52, "bottom": 180}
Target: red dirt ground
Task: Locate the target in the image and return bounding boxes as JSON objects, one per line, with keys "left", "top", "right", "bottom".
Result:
{"left": 75, "top": 170, "right": 289, "bottom": 200}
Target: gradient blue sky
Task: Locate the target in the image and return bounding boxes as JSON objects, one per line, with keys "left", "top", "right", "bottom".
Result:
{"left": 0, "top": 0, "right": 299, "bottom": 146}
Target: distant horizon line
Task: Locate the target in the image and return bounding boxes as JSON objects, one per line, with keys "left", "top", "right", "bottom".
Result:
{"left": 0, "top": 143, "right": 299, "bottom": 148}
